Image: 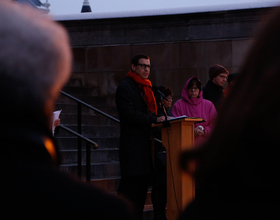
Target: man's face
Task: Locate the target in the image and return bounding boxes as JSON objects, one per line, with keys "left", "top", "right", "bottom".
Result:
{"left": 131, "top": 58, "right": 150, "bottom": 79}
{"left": 212, "top": 73, "right": 228, "bottom": 87}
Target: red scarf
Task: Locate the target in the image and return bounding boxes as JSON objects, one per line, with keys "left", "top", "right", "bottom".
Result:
{"left": 127, "top": 71, "right": 157, "bottom": 114}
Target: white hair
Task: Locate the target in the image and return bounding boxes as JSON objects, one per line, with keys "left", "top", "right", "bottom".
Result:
{"left": 0, "top": 1, "right": 71, "bottom": 124}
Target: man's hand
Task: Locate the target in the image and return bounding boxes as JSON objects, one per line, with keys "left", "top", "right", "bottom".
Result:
{"left": 54, "top": 119, "right": 60, "bottom": 127}
{"left": 156, "top": 116, "right": 166, "bottom": 123}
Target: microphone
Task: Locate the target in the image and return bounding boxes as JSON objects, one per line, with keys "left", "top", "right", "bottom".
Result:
{"left": 152, "top": 86, "right": 170, "bottom": 127}
{"left": 157, "top": 89, "right": 168, "bottom": 101}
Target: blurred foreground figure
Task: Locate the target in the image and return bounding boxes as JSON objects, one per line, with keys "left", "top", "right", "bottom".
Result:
{"left": 0, "top": 1, "right": 133, "bottom": 218}
{"left": 179, "top": 6, "right": 280, "bottom": 220}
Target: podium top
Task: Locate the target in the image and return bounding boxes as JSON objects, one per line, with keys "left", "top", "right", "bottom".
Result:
{"left": 152, "top": 116, "right": 205, "bottom": 127}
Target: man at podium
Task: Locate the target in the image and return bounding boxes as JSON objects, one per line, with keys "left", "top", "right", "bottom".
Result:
{"left": 115, "top": 54, "right": 165, "bottom": 219}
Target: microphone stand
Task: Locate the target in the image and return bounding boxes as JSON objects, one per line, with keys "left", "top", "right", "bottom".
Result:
{"left": 159, "top": 96, "right": 170, "bottom": 128}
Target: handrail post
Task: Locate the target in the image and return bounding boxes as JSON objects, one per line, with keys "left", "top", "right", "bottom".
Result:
{"left": 60, "top": 91, "right": 117, "bottom": 180}
{"left": 77, "top": 102, "right": 82, "bottom": 178}
{"left": 86, "top": 142, "right": 91, "bottom": 182}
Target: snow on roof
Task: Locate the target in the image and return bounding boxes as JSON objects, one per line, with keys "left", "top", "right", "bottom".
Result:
{"left": 52, "top": 1, "right": 280, "bottom": 21}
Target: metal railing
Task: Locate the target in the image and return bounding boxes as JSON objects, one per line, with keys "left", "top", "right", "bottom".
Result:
{"left": 58, "top": 90, "right": 162, "bottom": 182}
{"left": 60, "top": 91, "right": 119, "bottom": 124}
{"left": 58, "top": 124, "right": 98, "bottom": 182}
{"left": 59, "top": 90, "right": 121, "bottom": 182}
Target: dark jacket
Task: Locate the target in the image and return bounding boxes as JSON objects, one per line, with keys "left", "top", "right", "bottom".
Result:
{"left": 203, "top": 80, "right": 224, "bottom": 107}
{"left": 115, "top": 76, "right": 157, "bottom": 177}
{"left": 1, "top": 125, "right": 133, "bottom": 218}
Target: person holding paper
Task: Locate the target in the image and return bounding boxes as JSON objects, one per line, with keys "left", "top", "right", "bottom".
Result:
{"left": 0, "top": 2, "right": 134, "bottom": 218}
{"left": 52, "top": 110, "right": 62, "bottom": 135}
{"left": 172, "top": 76, "right": 217, "bottom": 147}
{"left": 54, "top": 118, "right": 60, "bottom": 127}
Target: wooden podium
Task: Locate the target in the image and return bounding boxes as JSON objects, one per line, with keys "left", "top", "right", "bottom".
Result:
{"left": 152, "top": 117, "right": 204, "bottom": 220}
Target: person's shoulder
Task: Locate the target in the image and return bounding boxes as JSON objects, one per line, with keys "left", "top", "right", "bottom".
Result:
{"left": 173, "top": 98, "right": 187, "bottom": 110}
{"left": 118, "top": 76, "right": 135, "bottom": 88}
{"left": 203, "top": 81, "right": 211, "bottom": 93}
{"left": 202, "top": 99, "right": 216, "bottom": 109}
{"left": 203, "top": 83, "right": 208, "bottom": 90}
{"left": 202, "top": 98, "right": 214, "bottom": 105}
{"left": 173, "top": 98, "right": 184, "bottom": 105}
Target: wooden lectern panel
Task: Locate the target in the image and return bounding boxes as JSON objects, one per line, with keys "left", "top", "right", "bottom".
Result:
{"left": 153, "top": 118, "right": 203, "bottom": 220}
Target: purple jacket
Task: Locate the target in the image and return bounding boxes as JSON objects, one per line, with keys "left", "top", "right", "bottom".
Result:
{"left": 172, "top": 76, "right": 217, "bottom": 147}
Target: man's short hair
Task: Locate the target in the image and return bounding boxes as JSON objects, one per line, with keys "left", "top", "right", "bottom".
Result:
{"left": 131, "top": 54, "right": 150, "bottom": 66}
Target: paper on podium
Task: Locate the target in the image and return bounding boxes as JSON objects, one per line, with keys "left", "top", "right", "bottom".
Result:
{"left": 153, "top": 115, "right": 205, "bottom": 127}
{"left": 52, "top": 110, "right": 62, "bottom": 136}
{"left": 168, "top": 115, "right": 206, "bottom": 123}
{"left": 167, "top": 115, "right": 188, "bottom": 122}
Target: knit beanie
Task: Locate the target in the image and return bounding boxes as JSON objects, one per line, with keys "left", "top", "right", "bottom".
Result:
{"left": 209, "top": 64, "right": 229, "bottom": 80}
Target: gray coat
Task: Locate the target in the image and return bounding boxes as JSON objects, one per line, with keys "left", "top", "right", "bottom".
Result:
{"left": 115, "top": 76, "right": 157, "bottom": 177}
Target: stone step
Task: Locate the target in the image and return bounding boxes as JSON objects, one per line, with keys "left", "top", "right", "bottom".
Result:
{"left": 64, "top": 76, "right": 87, "bottom": 87}
{"left": 54, "top": 125, "right": 120, "bottom": 138}
{"left": 59, "top": 148, "right": 119, "bottom": 165}
{"left": 57, "top": 92, "right": 115, "bottom": 107}
{"left": 55, "top": 137, "right": 119, "bottom": 151}
{"left": 55, "top": 114, "right": 118, "bottom": 126}
{"left": 59, "top": 161, "right": 120, "bottom": 180}
{"left": 55, "top": 103, "right": 98, "bottom": 115}
{"left": 55, "top": 102, "right": 119, "bottom": 118}
{"left": 54, "top": 86, "right": 142, "bottom": 216}
{"left": 90, "top": 176, "right": 121, "bottom": 192}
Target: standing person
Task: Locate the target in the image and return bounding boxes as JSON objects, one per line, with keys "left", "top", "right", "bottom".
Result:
{"left": 0, "top": 1, "right": 133, "bottom": 219}
{"left": 172, "top": 77, "right": 217, "bottom": 147}
{"left": 178, "top": 6, "right": 280, "bottom": 219}
{"left": 203, "top": 64, "right": 229, "bottom": 108}
{"left": 152, "top": 85, "right": 174, "bottom": 220}
{"left": 115, "top": 54, "right": 165, "bottom": 219}
{"left": 153, "top": 86, "right": 174, "bottom": 118}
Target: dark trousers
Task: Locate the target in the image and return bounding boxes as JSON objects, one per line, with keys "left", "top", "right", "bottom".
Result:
{"left": 118, "top": 174, "right": 150, "bottom": 220}
{"left": 151, "top": 151, "right": 167, "bottom": 220}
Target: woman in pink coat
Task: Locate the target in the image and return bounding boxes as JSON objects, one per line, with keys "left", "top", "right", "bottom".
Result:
{"left": 172, "top": 76, "right": 217, "bottom": 147}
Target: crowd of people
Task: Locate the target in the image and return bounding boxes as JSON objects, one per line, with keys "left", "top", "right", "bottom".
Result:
{"left": 3, "top": 0, "right": 280, "bottom": 219}
{"left": 178, "top": 6, "right": 280, "bottom": 219}
{"left": 115, "top": 50, "right": 236, "bottom": 220}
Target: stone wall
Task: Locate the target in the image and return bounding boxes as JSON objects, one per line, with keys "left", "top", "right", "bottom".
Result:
{"left": 58, "top": 7, "right": 273, "bottom": 102}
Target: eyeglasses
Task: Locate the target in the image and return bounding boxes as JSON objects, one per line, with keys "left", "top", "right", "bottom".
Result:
{"left": 218, "top": 74, "right": 228, "bottom": 80}
{"left": 136, "top": 63, "right": 151, "bottom": 70}
{"left": 188, "top": 87, "right": 199, "bottom": 91}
